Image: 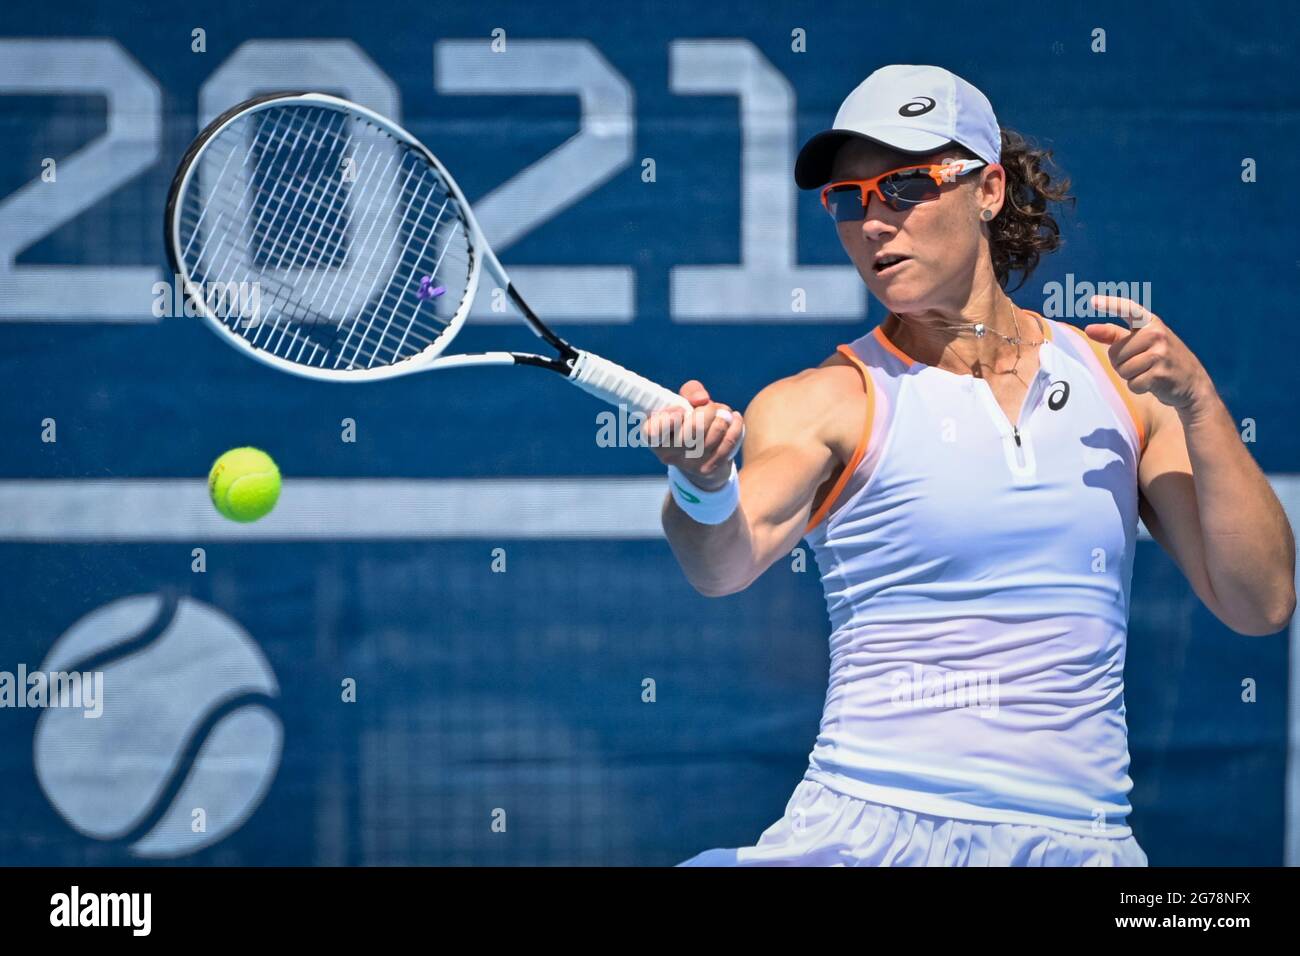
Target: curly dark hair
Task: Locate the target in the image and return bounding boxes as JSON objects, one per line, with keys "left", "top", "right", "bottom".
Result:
{"left": 953, "top": 128, "right": 1075, "bottom": 292}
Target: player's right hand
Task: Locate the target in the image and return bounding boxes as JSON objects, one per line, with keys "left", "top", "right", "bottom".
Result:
{"left": 645, "top": 380, "right": 745, "bottom": 490}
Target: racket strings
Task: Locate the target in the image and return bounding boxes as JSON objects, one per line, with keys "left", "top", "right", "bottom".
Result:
{"left": 187, "top": 107, "right": 464, "bottom": 364}
{"left": 202, "top": 108, "right": 352, "bottom": 288}
{"left": 185, "top": 169, "right": 465, "bottom": 362}
{"left": 180, "top": 190, "right": 465, "bottom": 366}
{"left": 176, "top": 103, "right": 476, "bottom": 371}
{"left": 249, "top": 110, "right": 354, "bottom": 271}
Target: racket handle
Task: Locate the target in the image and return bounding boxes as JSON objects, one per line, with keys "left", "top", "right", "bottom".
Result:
{"left": 567, "top": 350, "right": 691, "bottom": 415}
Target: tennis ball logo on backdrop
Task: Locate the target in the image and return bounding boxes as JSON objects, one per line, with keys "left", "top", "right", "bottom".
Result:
{"left": 33, "top": 593, "right": 281, "bottom": 859}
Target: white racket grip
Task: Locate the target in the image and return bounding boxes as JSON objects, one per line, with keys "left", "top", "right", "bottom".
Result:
{"left": 568, "top": 350, "right": 691, "bottom": 415}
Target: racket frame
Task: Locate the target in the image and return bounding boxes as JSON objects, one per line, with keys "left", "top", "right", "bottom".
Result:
{"left": 166, "top": 91, "right": 697, "bottom": 421}
{"left": 165, "top": 91, "right": 572, "bottom": 383}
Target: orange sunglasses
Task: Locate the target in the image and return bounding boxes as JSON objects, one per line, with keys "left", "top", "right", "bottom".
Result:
{"left": 821, "top": 159, "right": 988, "bottom": 222}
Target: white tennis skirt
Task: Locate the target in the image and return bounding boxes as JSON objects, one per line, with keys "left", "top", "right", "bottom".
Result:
{"left": 678, "top": 778, "right": 1148, "bottom": 867}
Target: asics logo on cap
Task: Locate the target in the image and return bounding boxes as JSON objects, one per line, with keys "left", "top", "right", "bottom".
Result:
{"left": 899, "top": 97, "right": 937, "bottom": 117}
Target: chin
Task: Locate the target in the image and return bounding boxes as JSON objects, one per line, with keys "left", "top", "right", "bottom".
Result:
{"left": 867, "top": 282, "right": 929, "bottom": 315}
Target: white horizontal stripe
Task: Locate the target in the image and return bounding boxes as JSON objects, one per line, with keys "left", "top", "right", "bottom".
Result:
{"left": 5, "top": 475, "right": 1297, "bottom": 541}
{"left": 0, "top": 479, "right": 669, "bottom": 541}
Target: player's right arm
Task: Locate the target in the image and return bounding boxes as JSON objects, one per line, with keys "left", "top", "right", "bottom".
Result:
{"left": 648, "top": 357, "right": 863, "bottom": 596}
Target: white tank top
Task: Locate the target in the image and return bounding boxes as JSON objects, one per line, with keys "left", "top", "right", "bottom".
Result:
{"left": 802, "top": 313, "right": 1148, "bottom": 837}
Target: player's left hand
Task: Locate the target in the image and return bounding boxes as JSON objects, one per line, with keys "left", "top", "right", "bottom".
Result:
{"left": 1083, "top": 295, "right": 1214, "bottom": 412}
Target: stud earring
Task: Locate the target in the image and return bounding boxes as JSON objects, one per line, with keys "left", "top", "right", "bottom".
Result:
{"left": 980, "top": 208, "right": 994, "bottom": 221}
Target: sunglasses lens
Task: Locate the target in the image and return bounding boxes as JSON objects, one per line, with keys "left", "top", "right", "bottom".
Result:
{"left": 881, "top": 169, "right": 942, "bottom": 209}
{"left": 825, "top": 184, "right": 866, "bottom": 222}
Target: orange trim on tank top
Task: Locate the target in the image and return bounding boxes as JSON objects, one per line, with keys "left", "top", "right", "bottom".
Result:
{"left": 804, "top": 344, "right": 875, "bottom": 534}
{"left": 871, "top": 325, "right": 915, "bottom": 367}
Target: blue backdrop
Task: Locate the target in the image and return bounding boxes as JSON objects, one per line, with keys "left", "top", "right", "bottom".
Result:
{"left": 0, "top": 0, "right": 1296, "bottom": 865}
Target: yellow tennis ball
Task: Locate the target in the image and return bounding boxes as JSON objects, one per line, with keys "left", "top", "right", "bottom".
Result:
{"left": 208, "top": 447, "right": 281, "bottom": 522}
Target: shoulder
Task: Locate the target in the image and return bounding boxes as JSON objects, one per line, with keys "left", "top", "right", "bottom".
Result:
{"left": 744, "top": 350, "right": 870, "bottom": 459}
{"left": 748, "top": 351, "right": 867, "bottom": 418}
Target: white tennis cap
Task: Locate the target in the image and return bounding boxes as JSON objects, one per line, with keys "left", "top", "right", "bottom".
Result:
{"left": 795, "top": 64, "right": 1001, "bottom": 190}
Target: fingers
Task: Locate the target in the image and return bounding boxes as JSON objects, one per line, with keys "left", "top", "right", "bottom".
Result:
{"left": 646, "top": 405, "right": 688, "bottom": 453}
{"left": 677, "top": 402, "right": 729, "bottom": 464}
{"left": 1110, "top": 348, "right": 1160, "bottom": 391}
{"left": 713, "top": 410, "right": 747, "bottom": 469}
{"left": 1083, "top": 323, "right": 1126, "bottom": 346}
{"left": 644, "top": 382, "right": 746, "bottom": 472}
{"left": 644, "top": 399, "right": 744, "bottom": 475}
{"left": 690, "top": 407, "right": 745, "bottom": 476}
{"left": 1090, "top": 295, "right": 1155, "bottom": 330}
{"left": 679, "top": 380, "right": 711, "bottom": 407}
{"left": 1085, "top": 321, "right": 1143, "bottom": 372}
{"left": 1085, "top": 296, "right": 1170, "bottom": 372}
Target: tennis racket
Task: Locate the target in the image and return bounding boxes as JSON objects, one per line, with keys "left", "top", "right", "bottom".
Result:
{"left": 164, "top": 91, "right": 706, "bottom": 423}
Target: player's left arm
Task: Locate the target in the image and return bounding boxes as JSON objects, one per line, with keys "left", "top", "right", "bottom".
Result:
{"left": 1086, "top": 295, "right": 1296, "bottom": 636}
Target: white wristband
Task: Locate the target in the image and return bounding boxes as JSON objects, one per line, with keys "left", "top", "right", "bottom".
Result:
{"left": 667, "top": 462, "right": 740, "bottom": 525}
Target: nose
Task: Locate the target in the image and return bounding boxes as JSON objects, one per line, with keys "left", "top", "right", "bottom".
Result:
{"left": 859, "top": 202, "right": 897, "bottom": 242}
{"left": 854, "top": 188, "right": 901, "bottom": 240}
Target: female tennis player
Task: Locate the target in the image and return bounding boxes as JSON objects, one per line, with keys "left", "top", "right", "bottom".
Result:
{"left": 651, "top": 64, "right": 1296, "bottom": 866}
